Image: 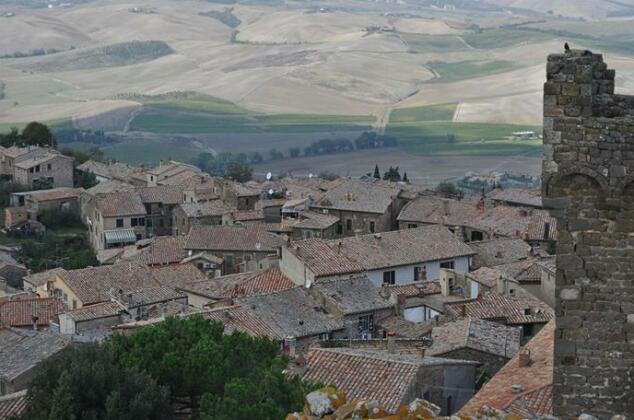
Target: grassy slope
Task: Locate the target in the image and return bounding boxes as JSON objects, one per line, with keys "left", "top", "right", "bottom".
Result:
{"left": 388, "top": 104, "right": 541, "bottom": 156}
{"left": 427, "top": 60, "right": 517, "bottom": 82}
{"left": 0, "top": 118, "right": 73, "bottom": 134}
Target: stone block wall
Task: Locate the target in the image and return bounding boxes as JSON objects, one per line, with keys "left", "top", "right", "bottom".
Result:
{"left": 543, "top": 49, "right": 634, "bottom": 418}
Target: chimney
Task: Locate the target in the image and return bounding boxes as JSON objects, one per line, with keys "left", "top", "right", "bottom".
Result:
{"left": 439, "top": 269, "right": 453, "bottom": 297}
{"left": 285, "top": 336, "right": 297, "bottom": 358}
{"left": 518, "top": 348, "right": 531, "bottom": 367}
{"left": 387, "top": 331, "right": 396, "bottom": 354}
{"left": 32, "top": 315, "right": 39, "bottom": 331}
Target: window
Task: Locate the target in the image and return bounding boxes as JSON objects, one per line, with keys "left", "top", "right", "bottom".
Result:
{"left": 440, "top": 260, "right": 455, "bottom": 270}
{"left": 346, "top": 219, "right": 352, "bottom": 231}
{"left": 159, "top": 219, "right": 164, "bottom": 227}
{"left": 318, "top": 332, "right": 331, "bottom": 341}
{"left": 29, "top": 167, "right": 34, "bottom": 173}
{"left": 72, "top": 300, "right": 77, "bottom": 309}
{"left": 35, "top": 165, "right": 40, "bottom": 173}
{"left": 471, "top": 231, "right": 484, "bottom": 241}
{"left": 63, "top": 293, "right": 68, "bottom": 301}
{"left": 408, "top": 223, "right": 418, "bottom": 229}
{"left": 139, "top": 218, "right": 145, "bottom": 226}
{"left": 116, "top": 219, "right": 124, "bottom": 228}
{"left": 369, "top": 221, "right": 375, "bottom": 233}
{"left": 522, "top": 323, "right": 534, "bottom": 338}
{"left": 131, "top": 218, "right": 138, "bottom": 227}
{"left": 47, "top": 163, "right": 52, "bottom": 171}
{"left": 383, "top": 270, "right": 396, "bottom": 285}
{"left": 147, "top": 219, "right": 153, "bottom": 228}
{"left": 225, "top": 255, "right": 234, "bottom": 273}
{"left": 415, "top": 266, "right": 427, "bottom": 281}
{"left": 358, "top": 314, "right": 374, "bottom": 333}
{"left": 337, "top": 224, "right": 343, "bottom": 235}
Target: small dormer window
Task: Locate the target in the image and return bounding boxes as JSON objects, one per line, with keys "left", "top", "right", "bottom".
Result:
{"left": 524, "top": 308, "right": 532, "bottom": 315}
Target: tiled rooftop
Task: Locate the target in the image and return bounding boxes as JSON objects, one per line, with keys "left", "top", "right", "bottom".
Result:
{"left": 202, "top": 306, "right": 280, "bottom": 339}
{"left": 181, "top": 267, "right": 295, "bottom": 300}
{"left": 150, "top": 262, "right": 209, "bottom": 289}
{"left": 18, "top": 187, "right": 83, "bottom": 202}
{"left": 486, "top": 188, "right": 543, "bottom": 208}
{"left": 292, "top": 211, "right": 340, "bottom": 230}
{"left": 460, "top": 320, "right": 554, "bottom": 416}
{"left": 96, "top": 191, "right": 146, "bottom": 217}
{"left": 0, "top": 329, "right": 71, "bottom": 381}
{"left": 0, "top": 297, "right": 67, "bottom": 328}
{"left": 469, "top": 239, "right": 533, "bottom": 269}
{"left": 0, "top": 390, "right": 28, "bottom": 419}
{"left": 58, "top": 263, "right": 159, "bottom": 306}
{"left": 137, "top": 185, "right": 183, "bottom": 204}
{"left": 312, "top": 179, "right": 401, "bottom": 214}
{"left": 235, "top": 287, "right": 344, "bottom": 339}
{"left": 132, "top": 236, "right": 189, "bottom": 266}
{"left": 63, "top": 301, "right": 122, "bottom": 322}
{"left": 427, "top": 318, "right": 521, "bottom": 359}
{"left": 312, "top": 276, "right": 393, "bottom": 315}
{"left": 287, "top": 225, "right": 475, "bottom": 277}
{"left": 376, "top": 315, "right": 433, "bottom": 339}
{"left": 179, "top": 201, "right": 228, "bottom": 218}
{"left": 444, "top": 290, "right": 554, "bottom": 326}
{"left": 185, "top": 224, "right": 285, "bottom": 252}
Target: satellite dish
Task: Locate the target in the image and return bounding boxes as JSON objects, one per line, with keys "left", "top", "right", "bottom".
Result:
{"left": 266, "top": 172, "right": 272, "bottom": 180}
{"left": 255, "top": 242, "right": 262, "bottom": 250}
{"left": 268, "top": 189, "right": 274, "bottom": 195}
{"left": 308, "top": 173, "right": 314, "bottom": 179}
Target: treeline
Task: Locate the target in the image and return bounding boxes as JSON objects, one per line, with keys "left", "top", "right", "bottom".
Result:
{"left": 0, "top": 122, "right": 56, "bottom": 148}
{"left": 191, "top": 152, "right": 257, "bottom": 182}
{"left": 0, "top": 81, "right": 5, "bottom": 100}
{"left": 301, "top": 132, "right": 398, "bottom": 158}
{"left": 19, "top": 316, "right": 314, "bottom": 419}
{"left": 54, "top": 128, "right": 117, "bottom": 145}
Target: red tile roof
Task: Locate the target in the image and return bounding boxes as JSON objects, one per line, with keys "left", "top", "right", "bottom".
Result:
{"left": 203, "top": 306, "right": 280, "bottom": 339}
{"left": 302, "top": 348, "right": 420, "bottom": 413}
{"left": 0, "top": 390, "right": 27, "bottom": 419}
{"left": 444, "top": 289, "right": 554, "bottom": 325}
{"left": 0, "top": 298, "right": 67, "bottom": 327}
{"left": 460, "top": 320, "right": 554, "bottom": 416}
{"left": 185, "top": 224, "right": 285, "bottom": 252}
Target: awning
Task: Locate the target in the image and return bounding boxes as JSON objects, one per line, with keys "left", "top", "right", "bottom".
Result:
{"left": 104, "top": 229, "right": 137, "bottom": 245}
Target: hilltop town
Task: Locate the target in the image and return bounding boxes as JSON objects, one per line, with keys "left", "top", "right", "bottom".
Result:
{"left": 0, "top": 49, "right": 633, "bottom": 420}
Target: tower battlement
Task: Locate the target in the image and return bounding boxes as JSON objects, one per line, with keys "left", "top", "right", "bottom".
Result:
{"left": 543, "top": 49, "right": 634, "bottom": 418}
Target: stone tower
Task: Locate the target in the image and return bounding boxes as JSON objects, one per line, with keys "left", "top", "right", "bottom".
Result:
{"left": 543, "top": 49, "right": 634, "bottom": 417}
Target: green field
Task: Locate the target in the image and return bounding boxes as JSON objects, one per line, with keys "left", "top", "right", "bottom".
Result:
{"left": 390, "top": 104, "right": 457, "bottom": 123}
{"left": 427, "top": 60, "right": 517, "bottom": 82}
{"left": 100, "top": 137, "right": 203, "bottom": 165}
{"left": 462, "top": 29, "right": 553, "bottom": 49}
{"left": 386, "top": 118, "right": 541, "bottom": 156}
{"left": 130, "top": 105, "right": 375, "bottom": 134}
{"left": 402, "top": 34, "right": 471, "bottom": 53}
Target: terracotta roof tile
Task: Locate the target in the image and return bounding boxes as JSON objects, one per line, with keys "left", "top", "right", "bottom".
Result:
{"left": 427, "top": 318, "right": 521, "bottom": 359}
{"left": 137, "top": 185, "right": 183, "bottom": 204}
{"left": 376, "top": 315, "right": 432, "bottom": 339}
{"left": 0, "top": 390, "right": 28, "bottom": 419}
{"left": 64, "top": 301, "right": 122, "bottom": 322}
{"left": 301, "top": 347, "right": 421, "bottom": 413}
{"left": 133, "top": 236, "right": 189, "bottom": 266}
{"left": 96, "top": 191, "right": 146, "bottom": 217}
{"left": 185, "top": 224, "right": 285, "bottom": 252}
{"left": 0, "top": 298, "right": 67, "bottom": 327}
{"left": 445, "top": 290, "right": 553, "bottom": 326}
{"left": 21, "top": 187, "right": 83, "bottom": 202}
{"left": 460, "top": 320, "right": 554, "bottom": 416}
{"left": 312, "top": 276, "right": 393, "bottom": 315}
{"left": 486, "top": 188, "right": 543, "bottom": 208}
{"left": 312, "top": 179, "right": 401, "bottom": 214}
{"left": 150, "top": 263, "right": 209, "bottom": 289}
{"left": 203, "top": 306, "right": 280, "bottom": 339}
{"left": 59, "top": 263, "right": 159, "bottom": 306}
{"left": 0, "top": 329, "right": 71, "bottom": 381}
{"left": 288, "top": 225, "right": 475, "bottom": 277}
{"left": 469, "top": 239, "right": 533, "bottom": 269}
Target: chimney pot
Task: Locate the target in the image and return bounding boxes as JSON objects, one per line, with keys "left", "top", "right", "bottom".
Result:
{"left": 518, "top": 348, "right": 531, "bottom": 367}
{"left": 387, "top": 331, "right": 396, "bottom": 354}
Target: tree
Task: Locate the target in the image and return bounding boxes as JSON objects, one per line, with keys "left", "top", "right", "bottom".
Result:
{"left": 21, "top": 343, "right": 172, "bottom": 420}
{"left": 383, "top": 166, "right": 401, "bottom": 182}
{"left": 109, "top": 316, "right": 310, "bottom": 418}
{"left": 225, "top": 163, "right": 253, "bottom": 183}
{"left": 21, "top": 121, "right": 56, "bottom": 147}
{"left": 0, "top": 127, "right": 20, "bottom": 147}
{"left": 403, "top": 172, "right": 409, "bottom": 183}
{"left": 289, "top": 147, "right": 300, "bottom": 158}
{"left": 373, "top": 164, "right": 380, "bottom": 179}
{"left": 268, "top": 148, "right": 284, "bottom": 160}
{"left": 436, "top": 181, "right": 463, "bottom": 199}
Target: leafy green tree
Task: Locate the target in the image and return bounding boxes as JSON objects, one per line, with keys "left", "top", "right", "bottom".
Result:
{"left": 289, "top": 147, "right": 301, "bottom": 158}
{"left": 403, "top": 172, "right": 409, "bottom": 183}
{"left": 109, "top": 316, "right": 309, "bottom": 418}
{"left": 0, "top": 127, "right": 20, "bottom": 147}
{"left": 436, "top": 181, "right": 463, "bottom": 199}
{"left": 383, "top": 166, "right": 401, "bottom": 182}
{"left": 21, "top": 122, "right": 56, "bottom": 147}
{"left": 373, "top": 164, "right": 380, "bottom": 179}
{"left": 21, "top": 343, "right": 172, "bottom": 420}
{"left": 268, "top": 148, "right": 284, "bottom": 160}
{"left": 225, "top": 163, "right": 253, "bottom": 183}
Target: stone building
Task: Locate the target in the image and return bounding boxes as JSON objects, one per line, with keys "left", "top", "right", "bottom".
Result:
{"left": 542, "top": 49, "right": 634, "bottom": 417}
{"left": 0, "top": 146, "right": 73, "bottom": 188}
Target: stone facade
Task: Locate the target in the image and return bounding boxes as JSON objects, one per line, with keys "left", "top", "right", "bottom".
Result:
{"left": 543, "top": 49, "right": 634, "bottom": 417}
